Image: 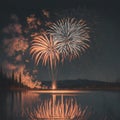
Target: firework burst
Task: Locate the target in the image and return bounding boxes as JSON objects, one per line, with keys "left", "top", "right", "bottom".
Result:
{"left": 48, "top": 18, "right": 90, "bottom": 61}
{"left": 30, "top": 33, "right": 60, "bottom": 69}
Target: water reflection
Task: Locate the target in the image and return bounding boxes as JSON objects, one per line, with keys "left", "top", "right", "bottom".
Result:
{"left": 0, "top": 90, "right": 120, "bottom": 120}
{"left": 0, "top": 91, "right": 39, "bottom": 120}
{"left": 25, "top": 94, "right": 90, "bottom": 120}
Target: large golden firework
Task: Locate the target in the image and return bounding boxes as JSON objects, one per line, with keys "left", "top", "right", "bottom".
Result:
{"left": 30, "top": 33, "right": 60, "bottom": 69}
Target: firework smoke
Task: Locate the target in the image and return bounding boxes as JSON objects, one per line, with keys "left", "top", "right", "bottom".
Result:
{"left": 0, "top": 15, "right": 43, "bottom": 89}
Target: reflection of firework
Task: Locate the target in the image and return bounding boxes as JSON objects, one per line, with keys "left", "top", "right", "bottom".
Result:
{"left": 48, "top": 18, "right": 90, "bottom": 61}
{"left": 30, "top": 33, "right": 60, "bottom": 69}
{"left": 26, "top": 96, "right": 90, "bottom": 120}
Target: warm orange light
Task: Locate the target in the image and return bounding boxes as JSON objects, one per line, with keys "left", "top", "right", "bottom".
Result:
{"left": 52, "top": 80, "right": 57, "bottom": 90}
{"left": 27, "top": 94, "right": 90, "bottom": 120}
{"left": 30, "top": 33, "right": 60, "bottom": 69}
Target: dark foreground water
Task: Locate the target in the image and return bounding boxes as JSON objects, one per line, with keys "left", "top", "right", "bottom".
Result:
{"left": 0, "top": 90, "right": 120, "bottom": 120}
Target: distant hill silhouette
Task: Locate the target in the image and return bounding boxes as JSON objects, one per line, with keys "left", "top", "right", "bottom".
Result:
{"left": 1, "top": 65, "right": 120, "bottom": 90}
{"left": 42, "top": 79, "right": 120, "bottom": 89}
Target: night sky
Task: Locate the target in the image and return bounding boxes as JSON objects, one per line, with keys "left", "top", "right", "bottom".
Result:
{"left": 0, "top": 0, "right": 120, "bottom": 82}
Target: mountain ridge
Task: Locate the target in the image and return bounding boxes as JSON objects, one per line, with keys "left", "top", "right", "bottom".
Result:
{"left": 42, "top": 79, "right": 120, "bottom": 89}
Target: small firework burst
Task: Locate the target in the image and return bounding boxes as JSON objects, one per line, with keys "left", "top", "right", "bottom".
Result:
{"left": 30, "top": 33, "right": 60, "bottom": 69}
{"left": 48, "top": 18, "right": 90, "bottom": 61}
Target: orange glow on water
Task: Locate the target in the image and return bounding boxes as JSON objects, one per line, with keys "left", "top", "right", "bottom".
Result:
{"left": 27, "top": 94, "right": 90, "bottom": 120}
{"left": 30, "top": 89, "right": 88, "bottom": 94}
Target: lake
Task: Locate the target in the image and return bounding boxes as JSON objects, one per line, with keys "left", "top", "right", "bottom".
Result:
{"left": 0, "top": 90, "right": 120, "bottom": 120}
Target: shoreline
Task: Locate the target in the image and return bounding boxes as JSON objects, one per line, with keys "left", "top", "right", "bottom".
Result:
{"left": 0, "top": 87, "right": 120, "bottom": 93}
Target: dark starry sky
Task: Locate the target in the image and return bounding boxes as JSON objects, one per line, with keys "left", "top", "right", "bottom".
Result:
{"left": 0, "top": 0, "right": 120, "bottom": 82}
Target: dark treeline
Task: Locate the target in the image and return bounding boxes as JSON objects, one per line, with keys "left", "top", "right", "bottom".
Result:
{"left": 0, "top": 67, "right": 29, "bottom": 90}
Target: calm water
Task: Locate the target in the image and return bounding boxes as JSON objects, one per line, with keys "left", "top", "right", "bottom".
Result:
{"left": 0, "top": 90, "right": 120, "bottom": 120}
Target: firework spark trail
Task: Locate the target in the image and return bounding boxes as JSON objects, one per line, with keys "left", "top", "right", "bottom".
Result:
{"left": 48, "top": 18, "right": 90, "bottom": 61}
{"left": 30, "top": 33, "right": 60, "bottom": 86}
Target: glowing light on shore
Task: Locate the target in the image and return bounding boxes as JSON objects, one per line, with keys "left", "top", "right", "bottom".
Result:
{"left": 48, "top": 18, "right": 90, "bottom": 61}
{"left": 52, "top": 80, "right": 57, "bottom": 89}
